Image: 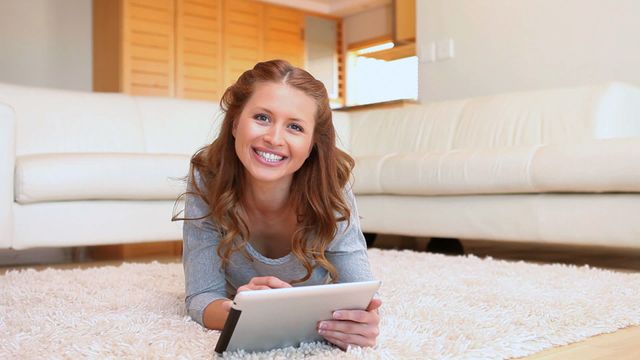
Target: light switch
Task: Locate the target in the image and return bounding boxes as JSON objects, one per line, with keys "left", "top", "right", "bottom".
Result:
{"left": 436, "top": 38, "right": 455, "bottom": 61}
{"left": 420, "top": 42, "right": 437, "bottom": 63}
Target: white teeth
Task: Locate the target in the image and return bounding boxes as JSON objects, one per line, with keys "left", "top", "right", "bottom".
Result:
{"left": 256, "top": 150, "right": 284, "bottom": 163}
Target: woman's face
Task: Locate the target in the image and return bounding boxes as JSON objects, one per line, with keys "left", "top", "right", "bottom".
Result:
{"left": 233, "top": 81, "right": 316, "bottom": 188}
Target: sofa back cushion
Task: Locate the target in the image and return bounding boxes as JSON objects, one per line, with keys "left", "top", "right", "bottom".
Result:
{"left": 135, "top": 96, "right": 221, "bottom": 155}
{"left": 0, "top": 83, "right": 146, "bottom": 155}
{"left": 347, "top": 82, "right": 640, "bottom": 157}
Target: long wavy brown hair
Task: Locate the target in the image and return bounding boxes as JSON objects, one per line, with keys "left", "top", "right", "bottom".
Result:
{"left": 174, "top": 59, "right": 354, "bottom": 284}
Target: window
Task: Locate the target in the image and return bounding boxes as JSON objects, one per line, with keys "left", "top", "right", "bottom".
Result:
{"left": 345, "top": 42, "right": 418, "bottom": 106}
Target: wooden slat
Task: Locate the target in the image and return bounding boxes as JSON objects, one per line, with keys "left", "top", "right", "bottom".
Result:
{"left": 130, "top": 58, "right": 171, "bottom": 74}
{"left": 181, "top": 26, "right": 219, "bottom": 42}
{"left": 122, "top": 0, "right": 175, "bottom": 96}
{"left": 183, "top": 2, "right": 218, "bottom": 18}
{"left": 128, "top": 18, "right": 172, "bottom": 35}
{"left": 225, "top": 0, "right": 256, "bottom": 13}
{"left": 184, "top": 88, "right": 219, "bottom": 101}
{"left": 183, "top": 15, "right": 220, "bottom": 30}
{"left": 226, "top": 11, "right": 259, "bottom": 26}
{"left": 266, "top": 18, "right": 300, "bottom": 34}
{"left": 130, "top": 84, "right": 171, "bottom": 96}
{"left": 128, "top": 5, "right": 172, "bottom": 24}
{"left": 264, "top": 31, "right": 299, "bottom": 44}
{"left": 184, "top": 65, "right": 220, "bottom": 80}
{"left": 129, "top": 0, "right": 171, "bottom": 11}
{"left": 183, "top": 77, "right": 218, "bottom": 91}
{"left": 130, "top": 44, "right": 171, "bottom": 61}
{"left": 131, "top": 71, "right": 170, "bottom": 87}
{"left": 262, "top": 4, "right": 302, "bottom": 65}
{"left": 223, "top": 0, "right": 263, "bottom": 87}
{"left": 184, "top": 53, "right": 219, "bottom": 67}
{"left": 130, "top": 32, "right": 171, "bottom": 48}
{"left": 183, "top": 39, "right": 220, "bottom": 55}
{"left": 176, "top": 0, "right": 222, "bottom": 100}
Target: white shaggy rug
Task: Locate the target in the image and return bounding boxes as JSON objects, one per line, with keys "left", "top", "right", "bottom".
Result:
{"left": 1, "top": 249, "right": 639, "bottom": 359}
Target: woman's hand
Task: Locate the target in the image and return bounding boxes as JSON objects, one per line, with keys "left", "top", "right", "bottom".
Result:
{"left": 237, "top": 276, "right": 292, "bottom": 292}
{"left": 317, "top": 298, "right": 382, "bottom": 350}
{"left": 221, "top": 276, "right": 292, "bottom": 312}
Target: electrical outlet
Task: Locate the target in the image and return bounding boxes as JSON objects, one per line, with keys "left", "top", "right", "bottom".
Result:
{"left": 436, "top": 38, "right": 455, "bottom": 61}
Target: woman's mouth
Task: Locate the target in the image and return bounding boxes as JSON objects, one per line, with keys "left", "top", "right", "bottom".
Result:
{"left": 254, "top": 148, "right": 286, "bottom": 163}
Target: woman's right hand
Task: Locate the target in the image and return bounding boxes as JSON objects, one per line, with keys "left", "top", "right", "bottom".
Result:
{"left": 237, "top": 276, "right": 292, "bottom": 292}
{"left": 220, "top": 276, "right": 291, "bottom": 312}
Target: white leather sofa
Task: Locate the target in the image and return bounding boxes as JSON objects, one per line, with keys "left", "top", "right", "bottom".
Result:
{"left": 2, "top": 82, "right": 640, "bottom": 250}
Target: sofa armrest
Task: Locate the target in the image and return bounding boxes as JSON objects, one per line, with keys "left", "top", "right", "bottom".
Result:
{"left": 0, "top": 102, "right": 15, "bottom": 249}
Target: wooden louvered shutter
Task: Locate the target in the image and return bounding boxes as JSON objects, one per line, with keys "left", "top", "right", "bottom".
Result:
{"left": 263, "top": 5, "right": 304, "bottom": 68}
{"left": 222, "top": 0, "right": 263, "bottom": 88}
{"left": 121, "top": 0, "right": 176, "bottom": 96}
{"left": 175, "top": 0, "right": 223, "bottom": 101}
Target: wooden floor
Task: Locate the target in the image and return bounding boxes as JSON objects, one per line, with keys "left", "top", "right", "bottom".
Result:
{"left": 1, "top": 237, "right": 639, "bottom": 359}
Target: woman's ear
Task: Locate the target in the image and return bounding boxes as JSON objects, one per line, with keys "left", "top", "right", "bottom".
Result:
{"left": 232, "top": 119, "right": 238, "bottom": 138}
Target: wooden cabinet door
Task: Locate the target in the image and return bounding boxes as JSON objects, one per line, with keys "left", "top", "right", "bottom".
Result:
{"left": 122, "top": 0, "right": 176, "bottom": 96}
{"left": 175, "top": 0, "right": 223, "bottom": 101}
{"left": 263, "top": 5, "right": 304, "bottom": 68}
{"left": 222, "top": 0, "right": 263, "bottom": 88}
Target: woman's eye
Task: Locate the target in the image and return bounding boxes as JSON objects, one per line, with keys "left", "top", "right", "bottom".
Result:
{"left": 254, "top": 113, "right": 269, "bottom": 122}
{"left": 288, "top": 123, "right": 304, "bottom": 132}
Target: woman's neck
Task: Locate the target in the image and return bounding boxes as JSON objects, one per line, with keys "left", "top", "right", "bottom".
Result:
{"left": 243, "top": 178, "right": 292, "bottom": 216}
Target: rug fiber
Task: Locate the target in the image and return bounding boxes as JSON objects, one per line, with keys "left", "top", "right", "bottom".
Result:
{"left": 1, "top": 249, "right": 639, "bottom": 359}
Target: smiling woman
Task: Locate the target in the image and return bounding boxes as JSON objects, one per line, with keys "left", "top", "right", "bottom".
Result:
{"left": 172, "top": 59, "right": 382, "bottom": 351}
{"left": 232, "top": 82, "right": 316, "bottom": 187}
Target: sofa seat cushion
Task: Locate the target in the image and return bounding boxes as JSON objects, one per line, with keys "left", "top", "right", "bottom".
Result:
{"left": 15, "top": 153, "right": 190, "bottom": 204}
{"left": 353, "top": 138, "right": 640, "bottom": 195}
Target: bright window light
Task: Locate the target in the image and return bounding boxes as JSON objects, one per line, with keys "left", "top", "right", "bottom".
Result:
{"left": 346, "top": 53, "right": 418, "bottom": 106}
{"left": 355, "top": 42, "right": 395, "bottom": 55}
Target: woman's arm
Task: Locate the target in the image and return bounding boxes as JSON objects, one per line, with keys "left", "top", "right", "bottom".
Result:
{"left": 182, "top": 170, "right": 229, "bottom": 329}
{"left": 321, "top": 185, "right": 382, "bottom": 349}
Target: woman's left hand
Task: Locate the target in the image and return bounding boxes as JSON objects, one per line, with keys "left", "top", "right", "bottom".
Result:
{"left": 317, "top": 298, "right": 382, "bottom": 350}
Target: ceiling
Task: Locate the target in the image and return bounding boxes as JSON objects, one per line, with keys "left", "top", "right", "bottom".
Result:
{"left": 260, "top": 0, "right": 391, "bottom": 17}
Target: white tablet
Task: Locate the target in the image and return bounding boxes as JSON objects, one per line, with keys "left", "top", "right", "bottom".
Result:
{"left": 214, "top": 280, "right": 381, "bottom": 354}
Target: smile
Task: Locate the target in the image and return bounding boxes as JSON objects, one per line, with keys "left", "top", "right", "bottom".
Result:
{"left": 254, "top": 149, "right": 286, "bottom": 163}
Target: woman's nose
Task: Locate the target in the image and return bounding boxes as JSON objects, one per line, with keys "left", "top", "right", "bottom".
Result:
{"left": 264, "top": 124, "right": 284, "bottom": 146}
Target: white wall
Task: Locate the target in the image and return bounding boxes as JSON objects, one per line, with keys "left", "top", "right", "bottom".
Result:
{"left": 0, "top": 0, "right": 92, "bottom": 91}
{"left": 417, "top": 0, "right": 640, "bottom": 102}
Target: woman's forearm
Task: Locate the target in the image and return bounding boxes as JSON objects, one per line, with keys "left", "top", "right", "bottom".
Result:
{"left": 202, "top": 299, "right": 231, "bottom": 330}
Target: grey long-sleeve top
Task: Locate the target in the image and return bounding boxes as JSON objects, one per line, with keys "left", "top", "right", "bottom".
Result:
{"left": 182, "top": 171, "right": 374, "bottom": 326}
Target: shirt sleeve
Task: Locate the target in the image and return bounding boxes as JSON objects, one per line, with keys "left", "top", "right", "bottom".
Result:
{"left": 326, "top": 184, "right": 375, "bottom": 283}
{"left": 182, "top": 169, "right": 228, "bottom": 326}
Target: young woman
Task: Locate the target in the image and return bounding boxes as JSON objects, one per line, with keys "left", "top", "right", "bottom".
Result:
{"left": 178, "top": 60, "right": 381, "bottom": 349}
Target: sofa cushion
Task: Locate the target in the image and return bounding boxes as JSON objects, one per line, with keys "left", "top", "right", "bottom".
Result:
{"left": 135, "top": 96, "right": 221, "bottom": 155}
{"left": 532, "top": 138, "right": 640, "bottom": 192}
{"left": 15, "top": 153, "right": 190, "bottom": 204}
{"left": 353, "top": 138, "right": 640, "bottom": 196}
{"left": 353, "top": 146, "right": 539, "bottom": 195}
{"left": 0, "top": 83, "right": 146, "bottom": 156}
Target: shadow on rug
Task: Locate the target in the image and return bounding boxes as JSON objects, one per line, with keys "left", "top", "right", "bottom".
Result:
{"left": 1, "top": 249, "right": 639, "bottom": 359}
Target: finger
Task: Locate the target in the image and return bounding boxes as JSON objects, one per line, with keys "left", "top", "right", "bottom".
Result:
{"left": 237, "top": 284, "right": 272, "bottom": 292}
{"left": 367, "top": 298, "right": 382, "bottom": 312}
{"left": 221, "top": 300, "right": 233, "bottom": 312}
{"left": 250, "top": 276, "right": 291, "bottom": 289}
{"left": 333, "top": 309, "right": 379, "bottom": 325}
{"left": 318, "top": 329, "right": 375, "bottom": 348}
{"left": 321, "top": 334, "right": 348, "bottom": 351}
{"left": 319, "top": 320, "right": 379, "bottom": 338}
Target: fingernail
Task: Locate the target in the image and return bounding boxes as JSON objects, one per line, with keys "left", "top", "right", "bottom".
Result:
{"left": 319, "top": 322, "right": 327, "bottom": 330}
{"left": 333, "top": 311, "right": 342, "bottom": 319}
